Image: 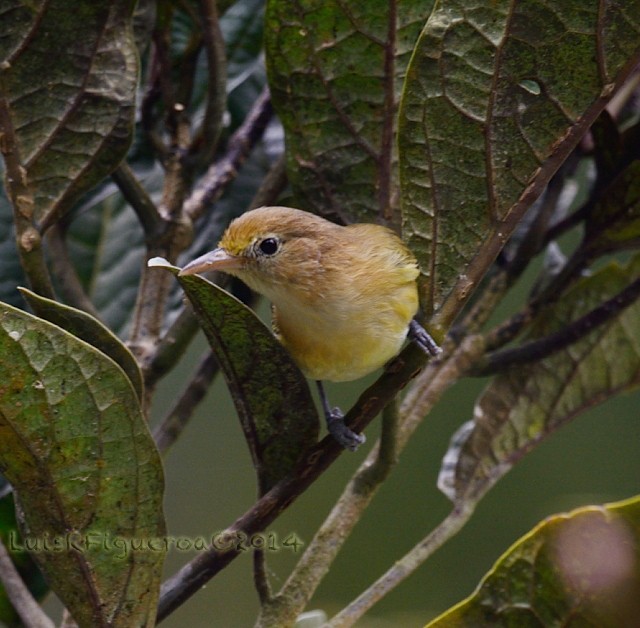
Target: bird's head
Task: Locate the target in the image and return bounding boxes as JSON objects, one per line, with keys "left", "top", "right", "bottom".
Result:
{"left": 179, "top": 206, "right": 339, "bottom": 301}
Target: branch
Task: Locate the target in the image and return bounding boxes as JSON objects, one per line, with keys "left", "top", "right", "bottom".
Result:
{"left": 156, "top": 341, "right": 431, "bottom": 622}
{"left": 255, "top": 402, "right": 401, "bottom": 628}
{"left": 472, "top": 276, "right": 640, "bottom": 376}
{"left": 327, "top": 503, "right": 475, "bottom": 627}
{"left": 184, "top": 87, "right": 274, "bottom": 221}
{"left": 0, "top": 537, "right": 54, "bottom": 628}
{"left": 45, "top": 224, "right": 101, "bottom": 318}
{"left": 0, "top": 93, "right": 55, "bottom": 299}
{"left": 153, "top": 350, "right": 219, "bottom": 454}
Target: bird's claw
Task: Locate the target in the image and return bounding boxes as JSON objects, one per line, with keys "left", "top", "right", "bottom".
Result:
{"left": 409, "top": 319, "right": 441, "bottom": 357}
{"left": 326, "top": 407, "right": 366, "bottom": 451}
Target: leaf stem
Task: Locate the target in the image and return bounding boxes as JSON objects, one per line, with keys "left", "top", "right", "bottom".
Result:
{"left": 45, "top": 225, "right": 101, "bottom": 318}
{"left": 153, "top": 350, "right": 219, "bottom": 453}
{"left": 111, "top": 164, "right": 164, "bottom": 238}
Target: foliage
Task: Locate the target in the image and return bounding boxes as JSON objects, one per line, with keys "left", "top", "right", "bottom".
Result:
{"left": 0, "top": 0, "right": 639, "bottom": 626}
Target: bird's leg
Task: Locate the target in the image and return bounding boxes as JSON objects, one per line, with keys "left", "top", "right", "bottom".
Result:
{"left": 408, "top": 319, "right": 441, "bottom": 357}
{"left": 316, "top": 381, "right": 366, "bottom": 451}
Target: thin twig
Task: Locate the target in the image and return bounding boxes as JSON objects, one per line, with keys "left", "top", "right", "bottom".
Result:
{"left": 184, "top": 87, "right": 274, "bottom": 221}
{"left": 326, "top": 503, "right": 475, "bottom": 628}
{"left": 253, "top": 549, "right": 273, "bottom": 606}
{"left": 144, "top": 307, "right": 201, "bottom": 389}
{"left": 0, "top": 537, "right": 54, "bottom": 628}
{"left": 249, "top": 154, "right": 288, "bottom": 209}
{"left": 0, "top": 93, "right": 55, "bottom": 299}
{"left": 156, "top": 342, "right": 432, "bottom": 622}
{"left": 471, "top": 276, "right": 640, "bottom": 376}
{"left": 255, "top": 402, "right": 401, "bottom": 628}
{"left": 153, "top": 350, "right": 219, "bottom": 453}
{"left": 45, "top": 224, "right": 101, "bottom": 318}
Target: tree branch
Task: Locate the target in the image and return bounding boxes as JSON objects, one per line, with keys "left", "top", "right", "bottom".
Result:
{"left": 156, "top": 341, "right": 432, "bottom": 622}
{"left": 184, "top": 87, "right": 274, "bottom": 221}
{"left": 153, "top": 350, "right": 219, "bottom": 454}
{"left": 189, "top": 0, "right": 227, "bottom": 164}
{"left": 111, "top": 163, "right": 164, "bottom": 238}
{"left": 0, "top": 93, "right": 55, "bottom": 299}
{"left": 327, "top": 503, "right": 475, "bottom": 628}
{"left": 471, "top": 276, "right": 640, "bottom": 376}
{"left": 0, "top": 538, "right": 54, "bottom": 628}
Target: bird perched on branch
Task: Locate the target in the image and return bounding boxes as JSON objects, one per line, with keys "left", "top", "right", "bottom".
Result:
{"left": 180, "top": 206, "right": 439, "bottom": 450}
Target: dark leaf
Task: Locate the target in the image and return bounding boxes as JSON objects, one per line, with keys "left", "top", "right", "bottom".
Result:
{"left": 0, "top": 1, "right": 138, "bottom": 231}
{"left": 399, "top": 1, "right": 640, "bottom": 324}
{"left": 151, "top": 259, "right": 319, "bottom": 493}
{"left": 439, "top": 254, "right": 640, "bottom": 505}
{"left": 426, "top": 497, "right": 640, "bottom": 628}
{"left": 265, "top": 0, "right": 433, "bottom": 226}
{"left": 0, "top": 301, "right": 165, "bottom": 627}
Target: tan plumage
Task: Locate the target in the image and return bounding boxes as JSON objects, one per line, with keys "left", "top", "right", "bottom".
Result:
{"left": 181, "top": 206, "right": 420, "bottom": 382}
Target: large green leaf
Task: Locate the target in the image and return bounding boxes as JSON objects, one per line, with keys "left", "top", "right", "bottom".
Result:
{"left": 439, "top": 254, "right": 640, "bottom": 506}
{"left": 18, "top": 288, "right": 144, "bottom": 401}
{"left": 427, "top": 496, "right": 640, "bottom": 627}
{"left": 0, "top": 0, "right": 138, "bottom": 231}
{"left": 265, "top": 0, "right": 433, "bottom": 226}
{"left": 400, "top": 1, "right": 640, "bottom": 323}
{"left": 0, "top": 302, "right": 165, "bottom": 627}
{"left": 151, "top": 259, "right": 319, "bottom": 493}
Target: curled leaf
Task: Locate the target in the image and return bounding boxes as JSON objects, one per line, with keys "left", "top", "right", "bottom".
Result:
{"left": 18, "top": 288, "right": 143, "bottom": 401}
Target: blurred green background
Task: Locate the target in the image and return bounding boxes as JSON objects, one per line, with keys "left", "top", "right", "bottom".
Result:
{"left": 149, "top": 328, "right": 639, "bottom": 627}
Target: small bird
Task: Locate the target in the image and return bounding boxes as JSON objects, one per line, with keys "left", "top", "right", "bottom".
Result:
{"left": 180, "top": 206, "right": 439, "bottom": 450}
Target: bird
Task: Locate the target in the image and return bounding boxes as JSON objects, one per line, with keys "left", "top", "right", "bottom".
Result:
{"left": 179, "top": 206, "right": 440, "bottom": 450}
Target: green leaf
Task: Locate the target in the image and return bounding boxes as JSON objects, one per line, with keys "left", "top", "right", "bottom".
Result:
{"left": 265, "top": 0, "right": 433, "bottom": 226}
{"left": 151, "top": 259, "right": 319, "bottom": 493}
{"left": 18, "top": 288, "right": 144, "bottom": 401}
{"left": 399, "top": 1, "right": 640, "bottom": 324}
{"left": 426, "top": 496, "right": 640, "bottom": 628}
{"left": 0, "top": 301, "right": 165, "bottom": 627}
{"left": 0, "top": 0, "right": 138, "bottom": 231}
{"left": 439, "top": 254, "right": 640, "bottom": 505}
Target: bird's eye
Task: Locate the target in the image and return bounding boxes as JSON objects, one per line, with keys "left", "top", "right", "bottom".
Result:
{"left": 258, "top": 237, "right": 279, "bottom": 256}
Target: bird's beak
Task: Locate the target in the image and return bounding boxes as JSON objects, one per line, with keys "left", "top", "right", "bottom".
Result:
{"left": 178, "top": 248, "right": 242, "bottom": 276}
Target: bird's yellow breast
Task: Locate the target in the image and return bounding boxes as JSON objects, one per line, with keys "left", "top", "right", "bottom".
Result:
{"left": 245, "top": 221, "right": 420, "bottom": 381}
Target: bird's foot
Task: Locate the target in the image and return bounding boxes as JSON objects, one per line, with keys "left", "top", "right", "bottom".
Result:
{"left": 326, "top": 407, "right": 366, "bottom": 452}
{"left": 409, "top": 319, "right": 441, "bottom": 357}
